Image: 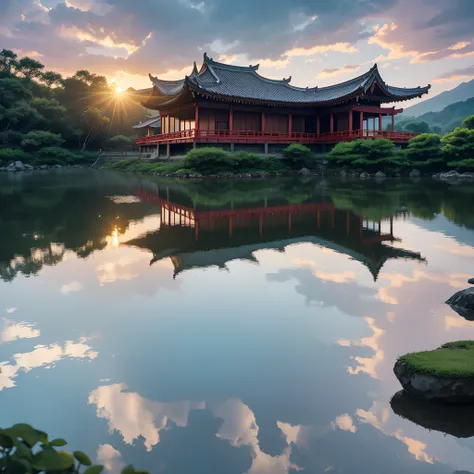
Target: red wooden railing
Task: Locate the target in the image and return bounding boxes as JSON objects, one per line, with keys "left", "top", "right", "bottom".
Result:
{"left": 136, "top": 128, "right": 418, "bottom": 146}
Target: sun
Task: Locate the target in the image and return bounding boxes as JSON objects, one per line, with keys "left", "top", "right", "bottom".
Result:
{"left": 115, "top": 86, "right": 123, "bottom": 95}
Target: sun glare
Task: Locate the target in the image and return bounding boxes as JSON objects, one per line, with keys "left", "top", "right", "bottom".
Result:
{"left": 115, "top": 87, "right": 123, "bottom": 95}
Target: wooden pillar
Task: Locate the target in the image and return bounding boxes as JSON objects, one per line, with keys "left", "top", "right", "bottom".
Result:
{"left": 391, "top": 111, "right": 395, "bottom": 133}
{"left": 229, "top": 108, "right": 233, "bottom": 133}
{"left": 147, "top": 127, "right": 151, "bottom": 137}
{"left": 390, "top": 216, "right": 394, "bottom": 236}
{"left": 316, "top": 116, "right": 320, "bottom": 135}
{"left": 359, "top": 110, "right": 364, "bottom": 136}
{"left": 194, "top": 103, "right": 199, "bottom": 131}
{"left": 166, "top": 143, "right": 170, "bottom": 158}
{"left": 264, "top": 143, "right": 269, "bottom": 155}
{"left": 379, "top": 113, "right": 383, "bottom": 131}
{"left": 288, "top": 114, "right": 292, "bottom": 134}
{"left": 330, "top": 113, "right": 334, "bottom": 133}
{"left": 348, "top": 109, "right": 353, "bottom": 132}
{"left": 261, "top": 112, "right": 265, "bottom": 133}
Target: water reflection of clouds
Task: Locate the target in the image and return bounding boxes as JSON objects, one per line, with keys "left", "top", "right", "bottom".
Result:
{"left": 0, "top": 337, "right": 98, "bottom": 391}
{"left": 89, "top": 385, "right": 304, "bottom": 474}
{"left": 0, "top": 318, "right": 40, "bottom": 344}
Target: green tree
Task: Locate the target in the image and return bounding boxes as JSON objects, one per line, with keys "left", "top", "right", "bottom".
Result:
{"left": 406, "top": 133, "right": 442, "bottom": 162}
{"left": 463, "top": 115, "right": 474, "bottom": 130}
{"left": 282, "top": 144, "right": 313, "bottom": 169}
{"left": 21, "top": 130, "right": 64, "bottom": 150}
{"left": 16, "top": 56, "right": 45, "bottom": 79}
{"left": 441, "top": 127, "right": 474, "bottom": 161}
{"left": 403, "top": 120, "right": 431, "bottom": 133}
{"left": 0, "top": 49, "right": 18, "bottom": 75}
{"left": 108, "top": 134, "right": 135, "bottom": 150}
{"left": 41, "top": 70, "right": 64, "bottom": 88}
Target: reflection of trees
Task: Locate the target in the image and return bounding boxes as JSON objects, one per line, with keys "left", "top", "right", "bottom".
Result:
{"left": 0, "top": 171, "right": 151, "bottom": 281}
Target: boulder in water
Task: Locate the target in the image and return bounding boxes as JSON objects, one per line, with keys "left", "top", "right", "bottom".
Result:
{"left": 468, "top": 278, "right": 474, "bottom": 285}
{"left": 409, "top": 169, "right": 421, "bottom": 178}
{"left": 375, "top": 171, "right": 386, "bottom": 178}
{"left": 360, "top": 172, "right": 370, "bottom": 179}
{"left": 394, "top": 341, "right": 474, "bottom": 404}
{"left": 297, "top": 167, "right": 311, "bottom": 175}
{"left": 446, "top": 287, "right": 474, "bottom": 319}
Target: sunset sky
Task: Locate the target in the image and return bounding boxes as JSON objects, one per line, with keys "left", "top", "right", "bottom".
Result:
{"left": 2, "top": 0, "right": 474, "bottom": 104}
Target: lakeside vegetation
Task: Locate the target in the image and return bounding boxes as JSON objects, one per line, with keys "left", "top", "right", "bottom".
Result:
{"left": 398, "top": 341, "right": 474, "bottom": 378}
{"left": 0, "top": 50, "right": 142, "bottom": 167}
{"left": 0, "top": 423, "right": 146, "bottom": 474}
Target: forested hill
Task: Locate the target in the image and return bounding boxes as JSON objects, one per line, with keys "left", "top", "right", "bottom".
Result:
{"left": 0, "top": 49, "right": 144, "bottom": 165}
{"left": 416, "top": 97, "right": 474, "bottom": 133}
{"left": 404, "top": 79, "right": 474, "bottom": 117}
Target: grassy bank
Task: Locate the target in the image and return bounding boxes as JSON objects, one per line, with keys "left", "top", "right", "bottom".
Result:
{"left": 399, "top": 341, "right": 474, "bottom": 378}
{"left": 102, "top": 145, "right": 316, "bottom": 176}
{"left": 0, "top": 147, "right": 99, "bottom": 167}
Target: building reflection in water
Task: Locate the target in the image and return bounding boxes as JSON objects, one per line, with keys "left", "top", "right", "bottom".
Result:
{"left": 129, "top": 183, "right": 426, "bottom": 281}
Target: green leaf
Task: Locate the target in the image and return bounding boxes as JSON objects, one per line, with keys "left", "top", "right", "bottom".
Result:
{"left": 7, "top": 424, "right": 41, "bottom": 448}
{"left": 12, "top": 439, "right": 32, "bottom": 460}
{"left": 84, "top": 465, "right": 105, "bottom": 474}
{"left": 49, "top": 438, "right": 67, "bottom": 447}
{"left": 5, "top": 458, "right": 32, "bottom": 474}
{"left": 122, "top": 465, "right": 136, "bottom": 474}
{"left": 74, "top": 450, "right": 92, "bottom": 466}
{"left": 32, "top": 448, "right": 74, "bottom": 471}
{"left": 0, "top": 431, "right": 14, "bottom": 449}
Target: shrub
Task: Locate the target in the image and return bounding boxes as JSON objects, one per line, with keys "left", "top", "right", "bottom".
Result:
{"left": 181, "top": 147, "right": 235, "bottom": 173}
{"left": 232, "top": 152, "right": 263, "bottom": 171}
{"left": 21, "top": 131, "right": 64, "bottom": 151}
{"left": 406, "top": 133, "right": 442, "bottom": 162}
{"left": 0, "top": 148, "right": 28, "bottom": 162}
{"left": 441, "top": 127, "right": 474, "bottom": 161}
{"left": 328, "top": 139, "right": 397, "bottom": 165}
{"left": 448, "top": 159, "right": 474, "bottom": 170}
{"left": 0, "top": 423, "right": 147, "bottom": 474}
{"left": 282, "top": 144, "right": 313, "bottom": 169}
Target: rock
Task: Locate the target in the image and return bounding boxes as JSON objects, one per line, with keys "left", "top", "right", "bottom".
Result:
{"left": 469, "top": 278, "right": 474, "bottom": 285}
{"left": 446, "top": 287, "right": 474, "bottom": 320}
{"left": 40, "top": 165, "right": 48, "bottom": 170}
{"left": 440, "top": 170, "right": 460, "bottom": 180}
{"left": 409, "top": 169, "right": 421, "bottom": 178}
{"left": 360, "top": 172, "right": 370, "bottom": 179}
{"left": 394, "top": 359, "right": 474, "bottom": 404}
{"left": 297, "top": 167, "right": 311, "bottom": 175}
{"left": 460, "top": 172, "right": 474, "bottom": 179}
{"left": 13, "top": 160, "right": 25, "bottom": 171}
{"left": 432, "top": 173, "right": 440, "bottom": 179}
{"left": 54, "top": 164, "right": 63, "bottom": 168}
{"left": 375, "top": 171, "right": 386, "bottom": 178}
{"left": 390, "top": 390, "right": 474, "bottom": 437}
{"left": 24, "top": 164, "right": 34, "bottom": 170}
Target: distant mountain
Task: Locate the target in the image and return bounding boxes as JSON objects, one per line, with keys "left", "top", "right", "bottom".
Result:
{"left": 415, "top": 97, "right": 474, "bottom": 133}
{"left": 404, "top": 79, "right": 474, "bottom": 117}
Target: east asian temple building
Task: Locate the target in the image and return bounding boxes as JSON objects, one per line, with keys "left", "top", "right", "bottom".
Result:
{"left": 126, "top": 180, "right": 426, "bottom": 281}
{"left": 133, "top": 53, "right": 431, "bottom": 157}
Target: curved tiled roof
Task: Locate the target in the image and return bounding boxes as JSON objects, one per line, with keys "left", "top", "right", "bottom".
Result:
{"left": 145, "top": 53, "right": 431, "bottom": 107}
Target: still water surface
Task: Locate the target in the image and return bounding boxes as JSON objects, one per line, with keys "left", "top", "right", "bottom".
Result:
{"left": 1, "top": 170, "right": 474, "bottom": 474}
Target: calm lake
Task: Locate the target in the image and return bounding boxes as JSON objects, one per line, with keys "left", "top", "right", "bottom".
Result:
{"left": 2, "top": 170, "right": 474, "bottom": 474}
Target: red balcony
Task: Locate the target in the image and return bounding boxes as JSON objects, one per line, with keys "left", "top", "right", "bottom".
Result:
{"left": 136, "top": 129, "right": 418, "bottom": 147}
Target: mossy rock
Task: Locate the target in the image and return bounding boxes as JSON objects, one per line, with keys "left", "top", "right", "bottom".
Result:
{"left": 394, "top": 341, "right": 474, "bottom": 404}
